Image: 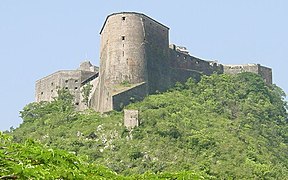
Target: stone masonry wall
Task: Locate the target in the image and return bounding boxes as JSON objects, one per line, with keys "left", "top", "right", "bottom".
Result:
{"left": 35, "top": 61, "right": 98, "bottom": 111}
{"left": 142, "top": 14, "right": 170, "bottom": 93}
{"left": 35, "top": 71, "right": 82, "bottom": 104}
{"left": 93, "top": 12, "right": 170, "bottom": 112}
{"left": 223, "top": 64, "right": 259, "bottom": 75}
{"left": 169, "top": 47, "right": 223, "bottom": 84}
{"left": 124, "top": 109, "right": 139, "bottom": 129}
{"left": 258, "top": 65, "right": 272, "bottom": 84}
{"left": 223, "top": 64, "right": 272, "bottom": 84}
{"left": 112, "top": 82, "right": 148, "bottom": 111}
{"left": 91, "top": 12, "right": 273, "bottom": 113}
{"left": 36, "top": 12, "right": 273, "bottom": 114}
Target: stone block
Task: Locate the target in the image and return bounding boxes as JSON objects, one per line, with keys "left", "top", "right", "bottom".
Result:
{"left": 124, "top": 109, "right": 139, "bottom": 129}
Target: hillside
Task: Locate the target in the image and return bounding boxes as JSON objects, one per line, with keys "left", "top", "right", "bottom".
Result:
{"left": 0, "top": 132, "right": 205, "bottom": 179}
{"left": 9, "top": 72, "right": 288, "bottom": 179}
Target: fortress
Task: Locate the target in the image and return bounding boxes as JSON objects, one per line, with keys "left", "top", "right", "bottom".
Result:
{"left": 35, "top": 12, "right": 272, "bottom": 112}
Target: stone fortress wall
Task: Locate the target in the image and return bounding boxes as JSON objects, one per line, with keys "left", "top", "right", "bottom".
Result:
{"left": 168, "top": 44, "right": 224, "bottom": 84}
{"left": 35, "top": 61, "right": 98, "bottom": 110}
{"left": 35, "top": 12, "right": 273, "bottom": 112}
{"left": 223, "top": 64, "right": 272, "bottom": 84}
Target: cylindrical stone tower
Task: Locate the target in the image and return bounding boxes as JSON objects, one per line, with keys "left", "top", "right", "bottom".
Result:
{"left": 99, "top": 12, "right": 148, "bottom": 85}
{"left": 91, "top": 12, "right": 170, "bottom": 112}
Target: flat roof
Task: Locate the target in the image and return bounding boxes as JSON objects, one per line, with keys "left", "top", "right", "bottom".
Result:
{"left": 99, "top": 12, "right": 169, "bottom": 34}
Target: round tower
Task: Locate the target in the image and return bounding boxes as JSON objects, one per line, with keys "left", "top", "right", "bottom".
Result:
{"left": 92, "top": 12, "right": 170, "bottom": 112}
{"left": 99, "top": 12, "right": 148, "bottom": 85}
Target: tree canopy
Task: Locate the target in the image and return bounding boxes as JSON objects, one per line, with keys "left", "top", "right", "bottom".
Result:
{"left": 8, "top": 72, "right": 288, "bottom": 179}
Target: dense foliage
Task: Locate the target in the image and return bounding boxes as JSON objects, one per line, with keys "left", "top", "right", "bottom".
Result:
{"left": 0, "top": 132, "right": 121, "bottom": 179}
{"left": 0, "top": 133, "right": 204, "bottom": 179}
{"left": 9, "top": 72, "right": 288, "bottom": 179}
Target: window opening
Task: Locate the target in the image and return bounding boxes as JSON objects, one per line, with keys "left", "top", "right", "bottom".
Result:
{"left": 122, "top": 36, "right": 125, "bottom": 40}
{"left": 122, "top": 17, "right": 126, "bottom": 21}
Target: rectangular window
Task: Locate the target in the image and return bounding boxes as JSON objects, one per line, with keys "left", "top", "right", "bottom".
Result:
{"left": 122, "top": 36, "right": 125, "bottom": 40}
{"left": 122, "top": 17, "right": 126, "bottom": 21}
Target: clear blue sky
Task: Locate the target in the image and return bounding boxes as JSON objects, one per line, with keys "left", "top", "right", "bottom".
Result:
{"left": 0, "top": 1, "right": 287, "bottom": 131}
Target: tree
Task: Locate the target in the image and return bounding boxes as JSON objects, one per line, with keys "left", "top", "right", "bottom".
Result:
{"left": 81, "top": 83, "right": 93, "bottom": 107}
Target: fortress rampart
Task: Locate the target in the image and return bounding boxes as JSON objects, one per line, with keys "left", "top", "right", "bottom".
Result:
{"left": 35, "top": 61, "right": 98, "bottom": 110}
{"left": 35, "top": 12, "right": 273, "bottom": 112}
{"left": 223, "top": 64, "right": 272, "bottom": 84}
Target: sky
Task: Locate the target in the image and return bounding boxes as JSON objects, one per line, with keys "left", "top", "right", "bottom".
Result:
{"left": 0, "top": 1, "right": 287, "bottom": 131}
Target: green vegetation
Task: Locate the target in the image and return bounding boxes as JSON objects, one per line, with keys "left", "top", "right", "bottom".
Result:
{"left": 0, "top": 132, "right": 121, "bottom": 179}
{"left": 120, "top": 80, "right": 132, "bottom": 87}
{"left": 81, "top": 83, "right": 93, "bottom": 106}
{"left": 0, "top": 133, "right": 204, "bottom": 179}
{"left": 8, "top": 72, "right": 288, "bottom": 179}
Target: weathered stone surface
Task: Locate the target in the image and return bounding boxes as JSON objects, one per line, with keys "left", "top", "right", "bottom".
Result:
{"left": 35, "top": 12, "right": 273, "bottom": 113}
{"left": 35, "top": 61, "right": 98, "bottom": 110}
{"left": 124, "top": 109, "right": 139, "bottom": 129}
{"left": 223, "top": 64, "right": 272, "bottom": 84}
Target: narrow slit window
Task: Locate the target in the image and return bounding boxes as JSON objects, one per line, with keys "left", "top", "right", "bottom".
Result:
{"left": 122, "top": 36, "right": 125, "bottom": 41}
{"left": 122, "top": 17, "right": 126, "bottom": 21}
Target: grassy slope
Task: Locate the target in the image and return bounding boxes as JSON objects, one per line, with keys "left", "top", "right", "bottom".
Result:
{"left": 10, "top": 73, "right": 288, "bottom": 179}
